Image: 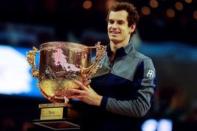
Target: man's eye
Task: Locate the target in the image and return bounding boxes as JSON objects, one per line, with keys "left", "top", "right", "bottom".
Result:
{"left": 108, "top": 20, "right": 114, "bottom": 24}
{"left": 117, "top": 21, "right": 124, "bottom": 25}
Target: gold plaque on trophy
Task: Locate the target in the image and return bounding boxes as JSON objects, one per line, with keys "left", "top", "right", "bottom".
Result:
{"left": 26, "top": 41, "right": 106, "bottom": 130}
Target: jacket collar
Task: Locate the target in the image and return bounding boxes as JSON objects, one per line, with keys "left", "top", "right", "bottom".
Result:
{"left": 107, "top": 41, "right": 135, "bottom": 58}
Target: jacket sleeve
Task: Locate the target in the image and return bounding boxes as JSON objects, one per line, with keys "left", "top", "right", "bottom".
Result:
{"left": 100, "top": 58, "right": 156, "bottom": 117}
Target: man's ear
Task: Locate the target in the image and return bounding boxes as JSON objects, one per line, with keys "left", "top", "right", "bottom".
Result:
{"left": 130, "top": 24, "right": 136, "bottom": 33}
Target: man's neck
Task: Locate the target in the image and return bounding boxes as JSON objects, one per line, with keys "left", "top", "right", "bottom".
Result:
{"left": 110, "top": 41, "right": 129, "bottom": 53}
{"left": 110, "top": 36, "right": 131, "bottom": 53}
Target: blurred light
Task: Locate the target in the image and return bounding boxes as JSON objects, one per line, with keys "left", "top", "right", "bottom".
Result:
{"left": 141, "top": 119, "right": 173, "bottom": 131}
{"left": 193, "top": 10, "right": 197, "bottom": 20}
{"left": 83, "top": 0, "right": 92, "bottom": 10}
{"left": 106, "top": 0, "right": 116, "bottom": 10}
{"left": 141, "top": 6, "right": 151, "bottom": 16}
{"left": 166, "top": 8, "right": 175, "bottom": 18}
{"left": 185, "top": 0, "right": 192, "bottom": 4}
{"left": 149, "top": 0, "right": 159, "bottom": 9}
{"left": 141, "top": 119, "right": 157, "bottom": 131}
{"left": 0, "top": 45, "right": 44, "bottom": 98}
{"left": 175, "top": 2, "right": 184, "bottom": 11}
{"left": 0, "top": 46, "right": 31, "bottom": 94}
{"left": 158, "top": 119, "right": 173, "bottom": 131}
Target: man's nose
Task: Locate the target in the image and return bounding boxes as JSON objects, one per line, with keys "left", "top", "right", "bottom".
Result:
{"left": 111, "top": 22, "right": 118, "bottom": 28}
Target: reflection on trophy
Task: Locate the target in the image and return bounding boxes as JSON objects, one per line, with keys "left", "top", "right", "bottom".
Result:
{"left": 27, "top": 41, "right": 106, "bottom": 130}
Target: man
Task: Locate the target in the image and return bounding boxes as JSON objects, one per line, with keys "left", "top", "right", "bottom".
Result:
{"left": 68, "top": 2, "right": 156, "bottom": 131}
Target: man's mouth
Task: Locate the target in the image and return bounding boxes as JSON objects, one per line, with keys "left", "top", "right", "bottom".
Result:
{"left": 109, "top": 31, "right": 120, "bottom": 35}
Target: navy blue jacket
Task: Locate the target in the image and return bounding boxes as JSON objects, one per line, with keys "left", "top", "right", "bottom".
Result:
{"left": 75, "top": 42, "right": 156, "bottom": 131}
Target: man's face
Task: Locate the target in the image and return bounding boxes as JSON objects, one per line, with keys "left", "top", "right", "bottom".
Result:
{"left": 108, "top": 10, "right": 135, "bottom": 47}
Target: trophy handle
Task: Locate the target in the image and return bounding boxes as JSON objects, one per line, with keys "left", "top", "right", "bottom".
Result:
{"left": 27, "top": 47, "right": 39, "bottom": 78}
{"left": 81, "top": 42, "right": 106, "bottom": 82}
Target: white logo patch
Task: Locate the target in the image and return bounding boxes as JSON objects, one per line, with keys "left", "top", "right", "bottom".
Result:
{"left": 146, "top": 70, "right": 155, "bottom": 79}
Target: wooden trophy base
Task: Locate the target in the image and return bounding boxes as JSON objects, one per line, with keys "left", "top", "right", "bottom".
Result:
{"left": 33, "top": 103, "right": 80, "bottom": 130}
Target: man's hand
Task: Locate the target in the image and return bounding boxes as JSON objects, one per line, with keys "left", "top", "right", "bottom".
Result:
{"left": 66, "top": 80, "right": 103, "bottom": 106}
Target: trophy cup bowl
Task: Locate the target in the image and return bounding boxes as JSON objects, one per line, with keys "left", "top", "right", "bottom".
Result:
{"left": 27, "top": 41, "right": 106, "bottom": 103}
{"left": 26, "top": 41, "right": 106, "bottom": 130}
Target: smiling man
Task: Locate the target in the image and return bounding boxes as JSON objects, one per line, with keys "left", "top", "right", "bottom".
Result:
{"left": 108, "top": 9, "right": 135, "bottom": 51}
{"left": 68, "top": 2, "right": 156, "bottom": 131}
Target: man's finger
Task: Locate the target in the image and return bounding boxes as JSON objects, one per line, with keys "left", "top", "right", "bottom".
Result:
{"left": 67, "top": 88, "right": 85, "bottom": 96}
{"left": 73, "top": 79, "right": 88, "bottom": 90}
{"left": 67, "top": 95, "right": 83, "bottom": 100}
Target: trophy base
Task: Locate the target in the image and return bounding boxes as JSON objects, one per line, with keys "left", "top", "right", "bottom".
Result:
{"left": 33, "top": 119, "right": 80, "bottom": 130}
{"left": 33, "top": 103, "right": 80, "bottom": 130}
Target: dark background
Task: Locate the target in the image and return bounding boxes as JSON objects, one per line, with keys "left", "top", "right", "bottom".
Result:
{"left": 0, "top": 0, "right": 197, "bottom": 46}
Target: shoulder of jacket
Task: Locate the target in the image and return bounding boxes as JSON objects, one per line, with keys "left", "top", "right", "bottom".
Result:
{"left": 132, "top": 51, "right": 152, "bottom": 61}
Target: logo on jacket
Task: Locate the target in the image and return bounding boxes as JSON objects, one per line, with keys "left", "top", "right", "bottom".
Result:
{"left": 146, "top": 70, "right": 155, "bottom": 79}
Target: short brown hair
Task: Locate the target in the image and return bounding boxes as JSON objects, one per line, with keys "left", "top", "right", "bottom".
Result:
{"left": 107, "top": 2, "right": 140, "bottom": 27}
